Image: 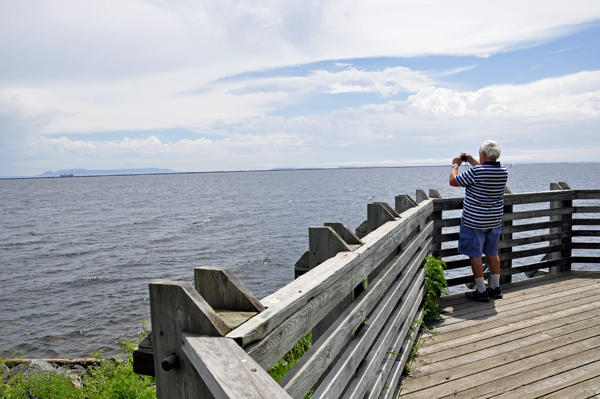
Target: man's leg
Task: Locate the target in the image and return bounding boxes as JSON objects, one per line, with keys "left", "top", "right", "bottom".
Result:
{"left": 486, "top": 254, "right": 503, "bottom": 298}
{"left": 470, "top": 257, "right": 486, "bottom": 293}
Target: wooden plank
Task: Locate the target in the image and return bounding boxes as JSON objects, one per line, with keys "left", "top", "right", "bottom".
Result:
{"left": 540, "top": 373, "right": 600, "bottom": 399}
{"left": 572, "top": 256, "right": 600, "bottom": 264}
{"left": 439, "top": 275, "right": 600, "bottom": 321}
{"left": 502, "top": 206, "right": 574, "bottom": 222}
{"left": 311, "top": 269, "right": 426, "bottom": 399}
{"left": 376, "top": 308, "right": 425, "bottom": 399}
{"left": 501, "top": 219, "right": 571, "bottom": 234}
{"left": 414, "top": 307, "right": 600, "bottom": 369}
{"left": 342, "top": 287, "right": 425, "bottom": 399}
{"left": 150, "top": 280, "right": 231, "bottom": 399}
{"left": 433, "top": 190, "right": 577, "bottom": 211}
{"left": 227, "top": 201, "right": 433, "bottom": 348}
{"left": 401, "top": 316, "right": 600, "bottom": 396}
{"left": 576, "top": 189, "right": 600, "bottom": 200}
{"left": 573, "top": 218, "right": 600, "bottom": 226}
{"left": 247, "top": 224, "right": 433, "bottom": 371}
{"left": 358, "top": 303, "right": 425, "bottom": 399}
{"left": 573, "top": 242, "right": 600, "bottom": 250}
{"left": 215, "top": 310, "right": 258, "bottom": 330}
{"left": 574, "top": 206, "right": 600, "bottom": 213}
{"left": 573, "top": 230, "right": 600, "bottom": 237}
{"left": 133, "top": 333, "right": 155, "bottom": 376}
{"left": 182, "top": 334, "right": 293, "bottom": 399}
{"left": 194, "top": 267, "right": 265, "bottom": 312}
{"left": 417, "top": 290, "right": 600, "bottom": 354}
{"left": 435, "top": 341, "right": 600, "bottom": 398}
{"left": 428, "top": 281, "right": 600, "bottom": 337}
{"left": 492, "top": 359, "right": 600, "bottom": 398}
{"left": 276, "top": 233, "right": 432, "bottom": 397}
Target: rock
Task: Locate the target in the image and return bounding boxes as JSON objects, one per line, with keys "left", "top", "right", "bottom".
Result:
{"left": 1, "top": 363, "right": 9, "bottom": 377}
{"left": 29, "top": 359, "right": 55, "bottom": 373}
{"left": 4, "top": 364, "right": 29, "bottom": 382}
{"left": 70, "top": 364, "right": 88, "bottom": 375}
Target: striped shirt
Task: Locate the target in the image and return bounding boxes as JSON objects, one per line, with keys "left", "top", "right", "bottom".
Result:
{"left": 456, "top": 162, "right": 508, "bottom": 229}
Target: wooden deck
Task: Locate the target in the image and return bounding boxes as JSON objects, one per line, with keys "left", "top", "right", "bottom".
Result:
{"left": 399, "top": 271, "right": 600, "bottom": 399}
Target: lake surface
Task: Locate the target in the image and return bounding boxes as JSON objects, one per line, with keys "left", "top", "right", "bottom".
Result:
{"left": 1, "top": 163, "right": 599, "bottom": 358}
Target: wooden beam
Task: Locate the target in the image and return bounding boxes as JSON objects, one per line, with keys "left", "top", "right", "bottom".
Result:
{"left": 416, "top": 189, "right": 429, "bottom": 203}
{"left": 182, "top": 334, "right": 293, "bottom": 399}
{"left": 367, "top": 202, "right": 400, "bottom": 235}
{"left": 395, "top": 195, "right": 418, "bottom": 214}
{"left": 149, "top": 280, "right": 231, "bottom": 399}
{"left": 194, "top": 267, "right": 265, "bottom": 313}
{"left": 324, "top": 222, "right": 363, "bottom": 246}
{"left": 227, "top": 201, "right": 433, "bottom": 348}
{"left": 309, "top": 226, "right": 354, "bottom": 269}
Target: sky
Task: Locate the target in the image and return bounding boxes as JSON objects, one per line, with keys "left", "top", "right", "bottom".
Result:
{"left": 1, "top": 1, "right": 599, "bottom": 176}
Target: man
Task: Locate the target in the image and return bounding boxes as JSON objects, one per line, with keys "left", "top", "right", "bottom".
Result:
{"left": 449, "top": 140, "right": 508, "bottom": 302}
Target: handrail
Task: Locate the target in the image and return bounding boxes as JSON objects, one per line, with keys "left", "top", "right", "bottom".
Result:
{"left": 141, "top": 183, "right": 600, "bottom": 399}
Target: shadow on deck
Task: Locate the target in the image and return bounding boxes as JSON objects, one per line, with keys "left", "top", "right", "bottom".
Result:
{"left": 399, "top": 271, "right": 600, "bottom": 399}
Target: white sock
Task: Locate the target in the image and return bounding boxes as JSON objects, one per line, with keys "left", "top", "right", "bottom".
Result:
{"left": 475, "top": 277, "right": 486, "bottom": 293}
{"left": 491, "top": 274, "right": 500, "bottom": 289}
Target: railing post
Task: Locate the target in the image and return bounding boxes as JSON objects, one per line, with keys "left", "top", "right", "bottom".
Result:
{"left": 500, "top": 186, "right": 513, "bottom": 284}
{"left": 149, "top": 281, "right": 230, "bottom": 399}
{"left": 559, "top": 182, "right": 573, "bottom": 272}
{"left": 309, "top": 226, "right": 355, "bottom": 344}
{"left": 428, "top": 189, "right": 442, "bottom": 253}
{"left": 548, "top": 183, "right": 564, "bottom": 273}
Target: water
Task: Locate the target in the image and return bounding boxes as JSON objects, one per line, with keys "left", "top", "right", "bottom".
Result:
{"left": 1, "top": 163, "right": 599, "bottom": 358}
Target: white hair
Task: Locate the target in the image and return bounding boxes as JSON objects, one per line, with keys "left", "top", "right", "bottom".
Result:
{"left": 480, "top": 140, "right": 501, "bottom": 160}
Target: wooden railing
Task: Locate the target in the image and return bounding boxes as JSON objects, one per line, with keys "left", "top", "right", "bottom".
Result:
{"left": 137, "top": 183, "right": 600, "bottom": 399}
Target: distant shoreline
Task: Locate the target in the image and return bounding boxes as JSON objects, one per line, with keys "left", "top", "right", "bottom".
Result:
{"left": 1, "top": 162, "right": 596, "bottom": 180}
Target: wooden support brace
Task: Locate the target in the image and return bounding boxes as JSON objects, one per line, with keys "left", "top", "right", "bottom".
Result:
{"left": 428, "top": 189, "right": 442, "bottom": 199}
{"left": 194, "top": 267, "right": 265, "bottom": 313}
{"left": 500, "top": 188, "right": 513, "bottom": 284}
{"left": 324, "top": 222, "right": 363, "bottom": 246}
{"left": 416, "top": 189, "right": 429, "bottom": 203}
{"left": 549, "top": 182, "right": 573, "bottom": 273}
{"left": 149, "top": 280, "right": 232, "bottom": 399}
{"left": 182, "top": 334, "right": 293, "bottom": 399}
{"left": 309, "top": 226, "right": 354, "bottom": 269}
{"left": 395, "top": 195, "right": 418, "bottom": 214}
{"left": 367, "top": 202, "right": 400, "bottom": 235}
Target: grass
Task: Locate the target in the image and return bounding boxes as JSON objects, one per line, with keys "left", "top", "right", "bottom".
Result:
{"left": 1, "top": 322, "right": 314, "bottom": 399}
{"left": 0, "top": 322, "right": 156, "bottom": 399}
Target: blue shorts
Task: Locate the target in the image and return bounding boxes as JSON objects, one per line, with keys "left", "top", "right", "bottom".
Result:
{"left": 458, "top": 220, "right": 502, "bottom": 258}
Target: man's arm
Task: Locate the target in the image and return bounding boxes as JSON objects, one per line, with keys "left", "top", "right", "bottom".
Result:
{"left": 449, "top": 155, "right": 462, "bottom": 187}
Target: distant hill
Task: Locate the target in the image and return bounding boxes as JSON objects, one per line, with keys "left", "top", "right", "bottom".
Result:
{"left": 36, "top": 168, "right": 180, "bottom": 177}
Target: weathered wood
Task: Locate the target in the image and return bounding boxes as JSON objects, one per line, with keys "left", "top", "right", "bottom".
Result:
{"left": 343, "top": 287, "right": 425, "bottom": 399}
{"left": 445, "top": 257, "right": 572, "bottom": 286}
{"left": 433, "top": 190, "right": 577, "bottom": 211}
{"left": 133, "top": 333, "right": 155, "bottom": 376}
{"left": 324, "top": 222, "right": 363, "bottom": 246}
{"left": 194, "top": 267, "right": 265, "bottom": 313}
{"left": 395, "top": 195, "right": 418, "bottom": 214}
{"left": 311, "top": 269, "right": 426, "bottom": 399}
{"left": 428, "top": 189, "right": 442, "bottom": 199}
{"left": 150, "top": 280, "right": 231, "bottom": 399}
{"left": 309, "top": 226, "right": 354, "bottom": 269}
{"left": 500, "top": 203, "right": 513, "bottom": 284}
{"left": 182, "top": 334, "right": 293, "bottom": 399}
{"left": 215, "top": 310, "right": 259, "bottom": 330}
{"left": 500, "top": 219, "right": 571, "bottom": 234}
{"left": 309, "top": 226, "right": 356, "bottom": 349}
{"left": 5, "top": 358, "right": 100, "bottom": 366}
{"left": 416, "top": 189, "right": 429, "bottom": 203}
{"left": 502, "top": 206, "right": 574, "bottom": 222}
{"left": 227, "top": 201, "right": 433, "bottom": 348}
{"left": 367, "top": 202, "right": 400, "bottom": 235}
{"left": 575, "top": 189, "right": 600, "bottom": 199}
{"left": 574, "top": 206, "right": 600, "bottom": 213}
{"left": 573, "top": 218, "right": 600, "bottom": 226}
{"left": 375, "top": 308, "right": 425, "bottom": 399}
{"left": 278, "top": 234, "right": 432, "bottom": 398}
{"left": 293, "top": 250, "right": 310, "bottom": 278}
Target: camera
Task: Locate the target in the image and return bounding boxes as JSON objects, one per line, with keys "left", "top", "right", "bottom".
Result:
{"left": 461, "top": 155, "right": 467, "bottom": 162}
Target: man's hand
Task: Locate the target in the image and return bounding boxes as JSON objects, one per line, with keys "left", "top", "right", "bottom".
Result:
{"left": 449, "top": 155, "right": 462, "bottom": 187}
